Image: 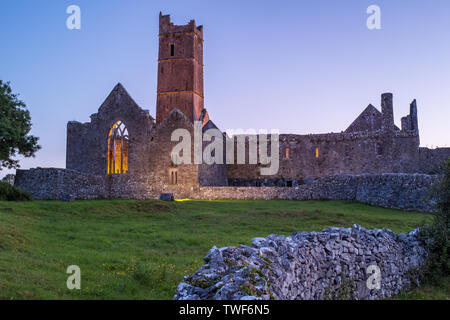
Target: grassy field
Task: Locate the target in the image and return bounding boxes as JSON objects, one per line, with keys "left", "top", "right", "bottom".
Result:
{"left": 0, "top": 199, "right": 446, "bottom": 300}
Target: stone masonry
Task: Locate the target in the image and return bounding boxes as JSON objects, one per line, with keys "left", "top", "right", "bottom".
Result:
{"left": 15, "top": 169, "right": 440, "bottom": 213}
{"left": 174, "top": 225, "right": 427, "bottom": 300}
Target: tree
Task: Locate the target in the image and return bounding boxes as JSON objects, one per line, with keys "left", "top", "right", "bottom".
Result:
{"left": 418, "top": 158, "right": 450, "bottom": 283}
{"left": 1, "top": 173, "right": 15, "bottom": 185}
{"left": 0, "top": 80, "right": 40, "bottom": 169}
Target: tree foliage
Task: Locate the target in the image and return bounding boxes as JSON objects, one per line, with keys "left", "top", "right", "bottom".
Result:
{"left": 0, "top": 80, "right": 40, "bottom": 169}
{"left": 418, "top": 159, "right": 450, "bottom": 283}
{"left": 1, "top": 173, "right": 15, "bottom": 185}
{"left": 0, "top": 181, "right": 31, "bottom": 201}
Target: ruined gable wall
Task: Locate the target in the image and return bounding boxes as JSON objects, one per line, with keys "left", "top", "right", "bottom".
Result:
{"left": 66, "top": 85, "right": 155, "bottom": 176}
{"left": 345, "top": 105, "right": 382, "bottom": 133}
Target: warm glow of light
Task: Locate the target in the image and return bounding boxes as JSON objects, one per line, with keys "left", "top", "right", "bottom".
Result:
{"left": 316, "top": 147, "right": 319, "bottom": 158}
{"left": 107, "top": 120, "right": 129, "bottom": 174}
{"left": 115, "top": 139, "right": 122, "bottom": 173}
{"left": 122, "top": 140, "right": 128, "bottom": 174}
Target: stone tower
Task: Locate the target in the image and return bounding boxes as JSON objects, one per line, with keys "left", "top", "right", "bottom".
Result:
{"left": 156, "top": 13, "right": 204, "bottom": 124}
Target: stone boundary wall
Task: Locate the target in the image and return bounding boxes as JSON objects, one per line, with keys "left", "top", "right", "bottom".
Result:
{"left": 174, "top": 225, "right": 427, "bottom": 300}
{"left": 196, "top": 174, "right": 439, "bottom": 213}
{"left": 15, "top": 168, "right": 106, "bottom": 200}
{"left": 419, "top": 147, "right": 450, "bottom": 174}
{"left": 14, "top": 168, "right": 439, "bottom": 212}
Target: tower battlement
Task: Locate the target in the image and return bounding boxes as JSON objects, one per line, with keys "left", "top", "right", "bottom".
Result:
{"left": 159, "top": 12, "right": 203, "bottom": 39}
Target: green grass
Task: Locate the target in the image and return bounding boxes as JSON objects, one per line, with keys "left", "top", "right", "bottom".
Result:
{"left": 0, "top": 199, "right": 444, "bottom": 300}
{"left": 390, "top": 277, "right": 450, "bottom": 300}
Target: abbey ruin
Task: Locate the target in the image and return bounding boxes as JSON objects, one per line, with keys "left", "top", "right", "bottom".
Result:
{"left": 15, "top": 13, "right": 450, "bottom": 211}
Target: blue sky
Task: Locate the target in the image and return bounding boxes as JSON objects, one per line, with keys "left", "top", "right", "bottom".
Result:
{"left": 1, "top": 0, "right": 450, "bottom": 178}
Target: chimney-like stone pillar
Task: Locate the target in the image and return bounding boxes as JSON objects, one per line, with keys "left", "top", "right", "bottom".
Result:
{"left": 401, "top": 116, "right": 408, "bottom": 131}
{"left": 409, "top": 99, "right": 419, "bottom": 133}
{"left": 381, "top": 93, "right": 394, "bottom": 132}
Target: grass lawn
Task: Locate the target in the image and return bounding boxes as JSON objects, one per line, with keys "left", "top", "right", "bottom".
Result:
{"left": 0, "top": 199, "right": 445, "bottom": 300}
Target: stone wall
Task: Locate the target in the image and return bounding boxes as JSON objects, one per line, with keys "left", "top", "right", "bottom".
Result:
{"left": 15, "top": 168, "right": 198, "bottom": 201}
{"left": 196, "top": 174, "right": 440, "bottom": 212}
{"left": 418, "top": 147, "right": 450, "bottom": 174}
{"left": 226, "top": 129, "right": 422, "bottom": 180}
{"left": 15, "top": 168, "right": 106, "bottom": 200}
{"left": 15, "top": 168, "right": 439, "bottom": 213}
{"left": 355, "top": 174, "right": 438, "bottom": 212}
{"left": 174, "top": 225, "right": 427, "bottom": 300}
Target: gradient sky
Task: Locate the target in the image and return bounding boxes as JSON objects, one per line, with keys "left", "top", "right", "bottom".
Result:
{"left": 1, "top": 0, "right": 450, "bottom": 178}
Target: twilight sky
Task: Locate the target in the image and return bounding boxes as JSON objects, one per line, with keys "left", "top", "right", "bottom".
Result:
{"left": 1, "top": 0, "right": 449, "bottom": 178}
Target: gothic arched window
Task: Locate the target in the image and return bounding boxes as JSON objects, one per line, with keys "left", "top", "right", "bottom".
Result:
{"left": 107, "top": 121, "right": 129, "bottom": 174}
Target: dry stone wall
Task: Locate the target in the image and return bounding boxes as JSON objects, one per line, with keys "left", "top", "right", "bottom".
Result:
{"left": 15, "top": 168, "right": 106, "bottom": 200}
{"left": 196, "top": 174, "right": 440, "bottom": 212}
{"left": 15, "top": 168, "right": 439, "bottom": 213}
{"left": 174, "top": 225, "right": 427, "bottom": 300}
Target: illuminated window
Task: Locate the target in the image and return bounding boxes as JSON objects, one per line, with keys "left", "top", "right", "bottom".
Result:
{"left": 285, "top": 147, "right": 290, "bottom": 159}
{"left": 169, "top": 168, "right": 178, "bottom": 185}
{"left": 107, "top": 121, "right": 129, "bottom": 174}
{"left": 315, "top": 147, "right": 319, "bottom": 158}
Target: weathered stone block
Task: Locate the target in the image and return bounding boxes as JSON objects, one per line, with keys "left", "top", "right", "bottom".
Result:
{"left": 159, "top": 193, "right": 174, "bottom": 201}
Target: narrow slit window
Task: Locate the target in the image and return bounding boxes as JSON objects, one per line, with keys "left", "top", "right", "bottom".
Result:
{"left": 169, "top": 168, "right": 178, "bottom": 185}
{"left": 170, "top": 44, "right": 175, "bottom": 57}
{"left": 285, "top": 147, "right": 290, "bottom": 159}
{"left": 315, "top": 147, "right": 319, "bottom": 158}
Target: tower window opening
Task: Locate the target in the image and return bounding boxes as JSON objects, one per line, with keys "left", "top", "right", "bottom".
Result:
{"left": 285, "top": 147, "right": 290, "bottom": 159}
{"left": 315, "top": 147, "right": 319, "bottom": 158}
{"left": 107, "top": 121, "right": 129, "bottom": 174}
{"left": 170, "top": 44, "right": 175, "bottom": 57}
{"left": 169, "top": 168, "right": 178, "bottom": 185}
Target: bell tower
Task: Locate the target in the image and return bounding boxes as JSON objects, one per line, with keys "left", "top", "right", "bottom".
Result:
{"left": 156, "top": 13, "right": 204, "bottom": 124}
